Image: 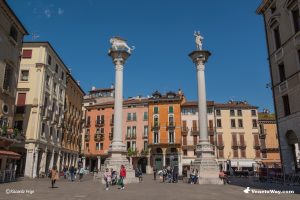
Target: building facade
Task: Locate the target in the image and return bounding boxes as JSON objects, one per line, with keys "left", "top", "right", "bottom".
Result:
{"left": 257, "top": 0, "right": 300, "bottom": 173}
{"left": 0, "top": 0, "right": 28, "bottom": 181}
{"left": 181, "top": 101, "right": 215, "bottom": 169}
{"left": 258, "top": 111, "right": 281, "bottom": 167}
{"left": 61, "top": 73, "right": 84, "bottom": 169}
{"left": 16, "top": 42, "right": 69, "bottom": 178}
{"left": 148, "top": 90, "right": 184, "bottom": 174}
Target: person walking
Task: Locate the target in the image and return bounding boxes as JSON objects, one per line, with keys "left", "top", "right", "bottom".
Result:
{"left": 153, "top": 166, "right": 157, "bottom": 181}
{"left": 79, "top": 166, "right": 85, "bottom": 182}
{"left": 50, "top": 165, "right": 59, "bottom": 188}
{"left": 69, "top": 166, "right": 75, "bottom": 182}
{"left": 63, "top": 166, "right": 67, "bottom": 179}
{"left": 119, "top": 165, "right": 126, "bottom": 190}
{"left": 104, "top": 168, "right": 112, "bottom": 190}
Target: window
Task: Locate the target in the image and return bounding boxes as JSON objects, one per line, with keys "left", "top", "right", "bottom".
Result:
{"left": 292, "top": 6, "right": 300, "bottom": 33}
{"left": 193, "top": 135, "right": 197, "bottom": 145}
{"left": 96, "top": 143, "right": 100, "bottom": 150}
{"left": 132, "top": 126, "right": 136, "bottom": 138}
{"left": 273, "top": 26, "right": 281, "bottom": 50}
{"left": 126, "top": 126, "right": 131, "bottom": 138}
{"left": 16, "top": 93, "right": 26, "bottom": 114}
{"left": 207, "top": 107, "right": 213, "bottom": 114}
{"left": 169, "top": 115, "right": 174, "bottom": 126}
{"left": 217, "top": 119, "right": 222, "bottom": 128}
{"left": 47, "top": 55, "right": 52, "bottom": 65}
{"left": 144, "top": 141, "right": 148, "bottom": 150}
{"left": 46, "top": 75, "right": 50, "bottom": 88}
{"left": 154, "top": 132, "right": 159, "bottom": 144}
{"left": 55, "top": 64, "right": 59, "bottom": 73}
{"left": 9, "top": 25, "right": 18, "bottom": 42}
{"left": 20, "top": 70, "right": 29, "bottom": 81}
{"left": 233, "top": 149, "right": 239, "bottom": 158}
{"left": 143, "top": 112, "right": 148, "bottom": 120}
{"left": 251, "top": 110, "right": 256, "bottom": 116}
{"left": 241, "top": 149, "right": 246, "bottom": 158}
{"left": 218, "top": 149, "right": 224, "bottom": 158}
{"left": 61, "top": 72, "right": 64, "bottom": 81}
{"left": 237, "top": 110, "right": 242, "bottom": 116}
{"left": 22, "top": 49, "right": 32, "bottom": 58}
{"left": 154, "top": 107, "right": 159, "bottom": 114}
{"left": 278, "top": 63, "right": 286, "bottom": 82}
{"left": 183, "top": 135, "right": 187, "bottom": 145}
{"left": 255, "top": 150, "right": 261, "bottom": 158}
{"left": 144, "top": 126, "right": 148, "bottom": 137}
{"left": 238, "top": 119, "right": 243, "bottom": 128}
{"left": 41, "top": 123, "right": 45, "bottom": 136}
{"left": 86, "top": 143, "right": 89, "bottom": 151}
{"left": 132, "top": 113, "right": 137, "bottom": 121}
{"left": 230, "top": 110, "right": 235, "bottom": 116}
{"left": 53, "top": 82, "right": 57, "bottom": 94}
{"left": 216, "top": 109, "right": 221, "bottom": 116}
{"left": 3, "top": 64, "right": 12, "bottom": 91}
{"left": 169, "top": 131, "right": 174, "bottom": 143}
{"left": 50, "top": 127, "right": 53, "bottom": 138}
{"left": 154, "top": 116, "right": 159, "bottom": 126}
{"left": 231, "top": 119, "right": 236, "bottom": 128}
{"left": 169, "top": 106, "right": 174, "bottom": 113}
{"left": 183, "top": 150, "right": 187, "bottom": 156}
{"left": 252, "top": 119, "right": 258, "bottom": 128}
{"left": 127, "top": 113, "right": 132, "bottom": 121}
{"left": 132, "top": 141, "right": 136, "bottom": 150}
{"left": 100, "top": 128, "right": 104, "bottom": 134}
{"left": 282, "top": 95, "right": 291, "bottom": 116}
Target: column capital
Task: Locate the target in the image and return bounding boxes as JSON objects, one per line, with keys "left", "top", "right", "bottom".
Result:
{"left": 114, "top": 60, "right": 124, "bottom": 71}
{"left": 196, "top": 61, "right": 205, "bottom": 71}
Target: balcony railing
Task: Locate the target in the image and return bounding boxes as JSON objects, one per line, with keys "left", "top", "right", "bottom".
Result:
{"left": 126, "top": 134, "right": 136, "bottom": 140}
{"left": 216, "top": 141, "right": 224, "bottom": 147}
{"left": 253, "top": 143, "right": 260, "bottom": 149}
{"left": 151, "top": 123, "right": 160, "bottom": 131}
{"left": 191, "top": 127, "right": 199, "bottom": 135}
{"left": 181, "top": 127, "right": 189, "bottom": 136}
{"left": 95, "top": 120, "right": 105, "bottom": 127}
{"left": 142, "top": 134, "right": 148, "bottom": 139}
{"left": 231, "top": 141, "right": 238, "bottom": 149}
{"left": 109, "top": 132, "right": 113, "bottom": 140}
{"left": 84, "top": 134, "right": 90, "bottom": 142}
{"left": 238, "top": 141, "right": 247, "bottom": 149}
{"left": 0, "top": 128, "right": 25, "bottom": 141}
{"left": 94, "top": 133, "right": 104, "bottom": 142}
{"left": 166, "top": 122, "right": 176, "bottom": 130}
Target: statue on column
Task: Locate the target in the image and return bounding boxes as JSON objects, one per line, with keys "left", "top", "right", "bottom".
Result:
{"left": 194, "top": 31, "right": 204, "bottom": 50}
{"left": 110, "top": 36, "right": 135, "bottom": 53}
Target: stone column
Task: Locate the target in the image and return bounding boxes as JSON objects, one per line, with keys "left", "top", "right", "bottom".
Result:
{"left": 103, "top": 37, "right": 138, "bottom": 184}
{"left": 39, "top": 148, "right": 47, "bottom": 173}
{"left": 178, "top": 149, "right": 183, "bottom": 176}
{"left": 146, "top": 148, "right": 152, "bottom": 174}
{"left": 97, "top": 156, "right": 101, "bottom": 171}
{"left": 82, "top": 156, "right": 86, "bottom": 169}
{"left": 57, "top": 151, "right": 61, "bottom": 172}
{"left": 162, "top": 148, "right": 166, "bottom": 167}
{"left": 189, "top": 32, "right": 221, "bottom": 184}
{"left": 49, "top": 149, "right": 55, "bottom": 169}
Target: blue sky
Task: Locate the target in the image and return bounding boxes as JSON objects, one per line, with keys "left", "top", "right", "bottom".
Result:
{"left": 8, "top": 0, "right": 273, "bottom": 111}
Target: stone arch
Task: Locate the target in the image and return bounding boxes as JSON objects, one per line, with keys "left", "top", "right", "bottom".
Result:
{"left": 286, "top": 130, "right": 298, "bottom": 144}
{"left": 285, "top": 130, "right": 299, "bottom": 172}
{"left": 267, "top": 15, "right": 280, "bottom": 28}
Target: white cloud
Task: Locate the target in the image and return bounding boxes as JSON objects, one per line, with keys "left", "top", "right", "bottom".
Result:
{"left": 58, "top": 8, "right": 64, "bottom": 16}
{"left": 44, "top": 9, "right": 51, "bottom": 18}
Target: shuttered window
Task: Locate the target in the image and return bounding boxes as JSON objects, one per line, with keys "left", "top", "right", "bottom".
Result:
{"left": 22, "top": 49, "right": 32, "bottom": 58}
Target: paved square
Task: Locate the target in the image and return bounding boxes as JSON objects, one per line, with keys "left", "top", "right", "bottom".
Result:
{"left": 0, "top": 175, "right": 299, "bottom": 200}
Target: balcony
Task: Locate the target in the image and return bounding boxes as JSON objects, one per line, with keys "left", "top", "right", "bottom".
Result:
{"left": 151, "top": 122, "right": 160, "bottom": 131}
{"left": 191, "top": 127, "right": 199, "bottom": 135}
{"left": 253, "top": 143, "right": 260, "bottom": 150}
{"left": 110, "top": 119, "right": 114, "bottom": 126}
{"left": 15, "top": 106, "right": 26, "bottom": 114}
{"left": 216, "top": 141, "right": 224, "bottom": 148}
{"left": 109, "top": 132, "right": 113, "bottom": 140}
{"left": 181, "top": 127, "right": 189, "bottom": 136}
{"left": 0, "top": 128, "right": 25, "bottom": 141}
{"left": 231, "top": 141, "right": 238, "bottom": 149}
{"left": 84, "top": 134, "right": 90, "bottom": 142}
{"left": 238, "top": 141, "right": 247, "bottom": 149}
{"left": 86, "top": 121, "right": 91, "bottom": 127}
{"left": 94, "top": 133, "right": 104, "bottom": 142}
{"left": 142, "top": 134, "right": 148, "bottom": 139}
{"left": 95, "top": 120, "right": 105, "bottom": 127}
{"left": 166, "top": 122, "right": 176, "bottom": 130}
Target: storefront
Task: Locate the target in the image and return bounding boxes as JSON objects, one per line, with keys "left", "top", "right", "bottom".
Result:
{"left": 0, "top": 150, "right": 21, "bottom": 183}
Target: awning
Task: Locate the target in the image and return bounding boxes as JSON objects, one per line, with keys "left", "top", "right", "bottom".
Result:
{"left": 230, "top": 160, "right": 256, "bottom": 167}
{"left": 0, "top": 150, "right": 21, "bottom": 159}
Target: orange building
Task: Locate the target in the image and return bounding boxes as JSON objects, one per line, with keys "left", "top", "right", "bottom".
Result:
{"left": 148, "top": 90, "right": 185, "bottom": 173}
{"left": 258, "top": 111, "right": 281, "bottom": 167}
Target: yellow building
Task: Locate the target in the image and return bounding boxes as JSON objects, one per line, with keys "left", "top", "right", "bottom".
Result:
{"left": 258, "top": 111, "right": 281, "bottom": 167}
{"left": 16, "top": 42, "right": 69, "bottom": 178}
{"left": 214, "top": 101, "right": 260, "bottom": 170}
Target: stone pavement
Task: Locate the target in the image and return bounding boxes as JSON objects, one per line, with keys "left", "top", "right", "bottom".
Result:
{"left": 0, "top": 174, "right": 299, "bottom": 200}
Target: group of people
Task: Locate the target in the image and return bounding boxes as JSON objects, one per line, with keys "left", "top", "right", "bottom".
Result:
{"left": 62, "top": 165, "right": 86, "bottom": 182}
{"left": 155, "top": 166, "right": 179, "bottom": 183}
{"left": 189, "top": 169, "right": 199, "bottom": 184}
{"left": 103, "top": 165, "right": 127, "bottom": 190}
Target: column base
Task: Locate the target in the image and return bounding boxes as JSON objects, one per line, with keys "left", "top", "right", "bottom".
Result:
{"left": 191, "top": 142, "right": 222, "bottom": 185}
{"left": 94, "top": 154, "right": 139, "bottom": 184}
